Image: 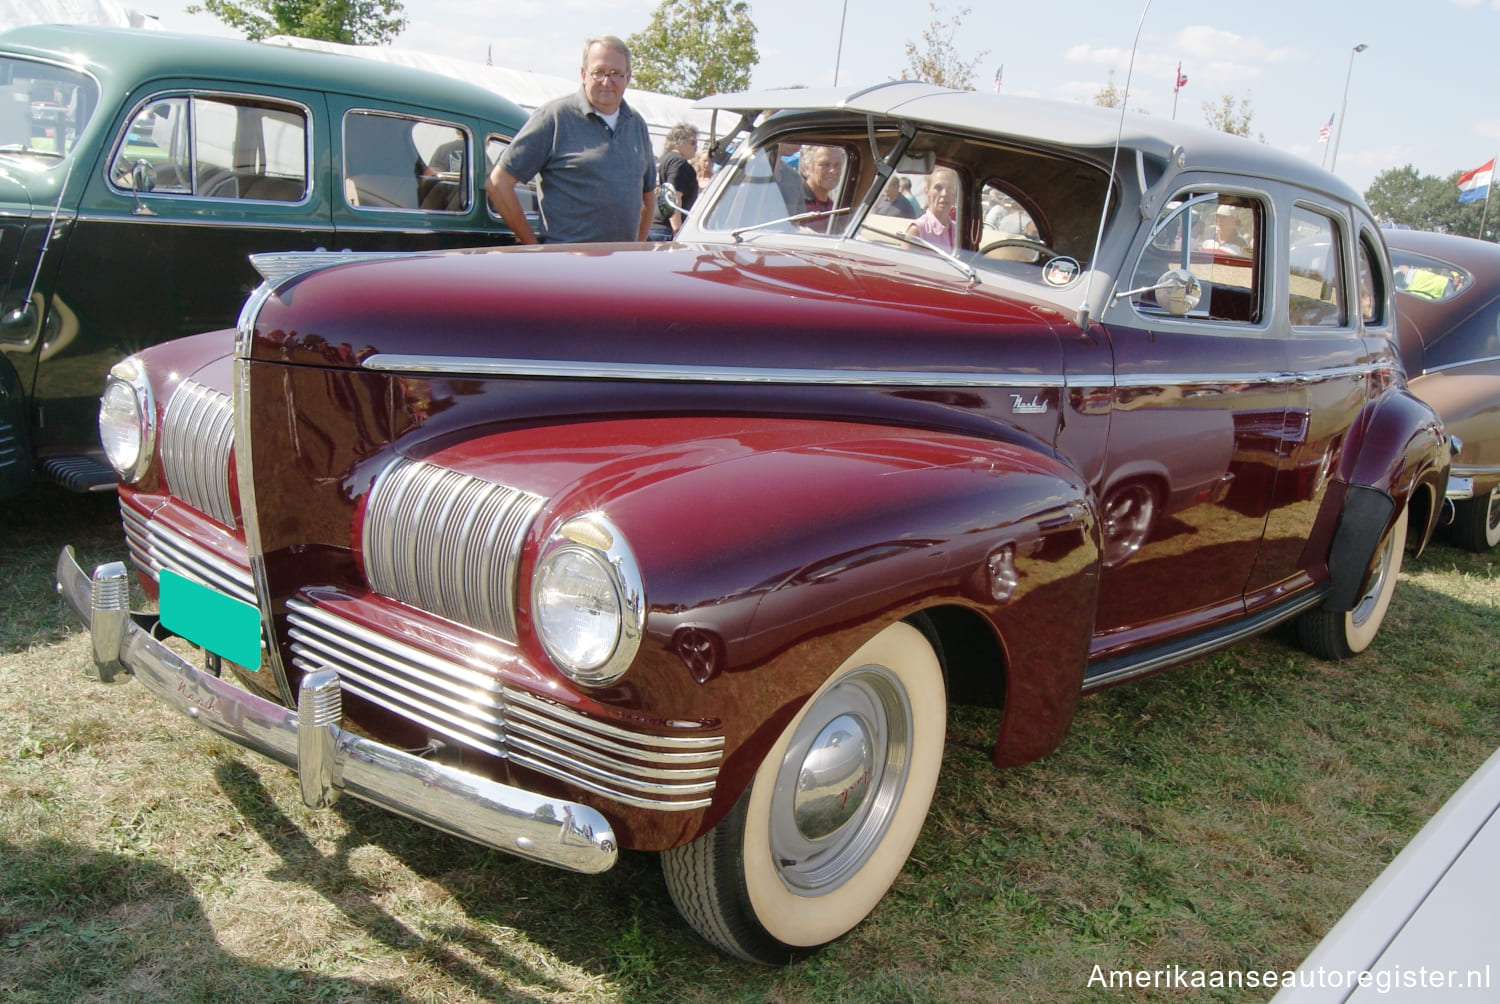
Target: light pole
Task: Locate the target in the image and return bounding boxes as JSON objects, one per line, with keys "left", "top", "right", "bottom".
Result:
{"left": 1329, "top": 43, "right": 1367, "bottom": 173}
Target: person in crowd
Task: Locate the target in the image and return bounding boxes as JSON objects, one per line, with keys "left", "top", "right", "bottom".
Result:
{"left": 798, "top": 144, "right": 844, "bottom": 232}
{"left": 875, "top": 176, "right": 917, "bottom": 218}
{"left": 906, "top": 167, "right": 959, "bottom": 252}
{"left": 692, "top": 147, "right": 714, "bottom": 189}
{"left": 1201, "top": 204, "right": 1249, "bottom": 255}
{"left": 897, "top": 175, "right": 922, "bottom": 216}
{"left": 649, "top": 122, "right": 700, "bottom": 241}
{"left": 486, "top": 34, "right": 655, "bottom": 243}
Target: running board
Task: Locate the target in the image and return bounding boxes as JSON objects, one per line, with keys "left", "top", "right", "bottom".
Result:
{"left": 1082, "top": 585, "right": 1331, "bottom": 692}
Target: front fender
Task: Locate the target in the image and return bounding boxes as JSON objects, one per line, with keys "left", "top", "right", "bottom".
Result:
{"left": 464, "top": 417, "right": 1100, "bottom": 841}
{"left": 0, "top": 352, "right": 34, "bottom": 498}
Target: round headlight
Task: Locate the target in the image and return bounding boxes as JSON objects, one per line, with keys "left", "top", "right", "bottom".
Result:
{"left": 98, "top": 359, "right": 155, "bottom": 483}
{"left": 532, "top": 515, "right": 644, "bottom": 687}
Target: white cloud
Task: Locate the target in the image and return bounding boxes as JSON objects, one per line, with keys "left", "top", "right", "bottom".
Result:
{"left": 1475, "top": 119, "right": 1500, "bottom": 141}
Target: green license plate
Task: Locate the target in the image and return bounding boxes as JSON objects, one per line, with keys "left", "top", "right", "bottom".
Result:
{"left": 158, "top": 569, "right": 262, "bottom": 670}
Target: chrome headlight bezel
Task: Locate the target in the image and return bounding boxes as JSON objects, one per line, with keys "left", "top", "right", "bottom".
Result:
{"left": 98, "top": 357, "right": 156, "bottom": 484}
{"left": 531, "top": 513, "right": 644, "bottom": 687}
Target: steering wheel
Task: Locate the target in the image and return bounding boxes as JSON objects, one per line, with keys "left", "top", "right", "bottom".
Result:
{"left": 199, "top": 170, "right": 239, "bottom": 199}
{"left": 979, "top": 237, "right": 1057, "bottom": 263}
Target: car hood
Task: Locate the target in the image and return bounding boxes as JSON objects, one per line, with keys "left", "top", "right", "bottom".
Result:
{"left": 243, "top": 242, "right": 1070, "bottom": 375}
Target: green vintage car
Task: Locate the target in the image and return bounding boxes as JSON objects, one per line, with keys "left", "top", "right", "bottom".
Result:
{"left": 0, "top": 23, "right": 527, "bottom": 498}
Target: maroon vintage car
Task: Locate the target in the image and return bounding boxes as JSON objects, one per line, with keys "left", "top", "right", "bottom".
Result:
{"left": 58, "top": 83, "right": 1451, "bottom": 964}
{"left": 1385, "top": 228, "right": 1500, "bottom": 551}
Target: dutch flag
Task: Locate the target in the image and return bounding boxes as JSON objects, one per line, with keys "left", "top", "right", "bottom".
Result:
{"left": 1458, "top": 158, "right": 1493, "bottom": 204}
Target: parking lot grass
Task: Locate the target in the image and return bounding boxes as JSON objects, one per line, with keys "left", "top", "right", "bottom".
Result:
{"left": 3, "top": 482, "right": 1496, "bottom": 1002}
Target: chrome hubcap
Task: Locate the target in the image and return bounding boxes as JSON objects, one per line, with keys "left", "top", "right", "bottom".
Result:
{"left": 792, "top": 713, "right": 875, "bottom": 840}
{"left": 769, "top": 666, "right": 912, "bottom": 895}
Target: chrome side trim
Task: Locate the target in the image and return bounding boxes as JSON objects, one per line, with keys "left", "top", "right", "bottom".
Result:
{"left": 1424, "top": 353, "right": 1500, "bottom": 375}
{"left": 284, "top": 596, "right": 723, "bottom": 811}
{"left": 160, "top": 379, "right": 236, "bottom": 527}
{"left": 363, "top": 457, "right": 544, "bottom": 644}
{"left": 362, "top": 355, "right": 1394, "bottom": 391}
{"left": 362, "top": 354, "right": 1065, "bottom": 389}
{"left": 56, "top": 547, "right": 617, "bottom": 874}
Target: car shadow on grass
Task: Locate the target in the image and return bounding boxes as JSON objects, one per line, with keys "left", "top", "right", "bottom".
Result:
{"left": 0, "top": 837, "right": 415, "bottom": 1002}
{"left": 211, "top": 757, "right": 760, "bottom": 997}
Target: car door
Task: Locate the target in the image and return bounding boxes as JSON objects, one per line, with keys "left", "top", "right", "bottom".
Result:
{"left": 1091, "top": 185, "right": 1291, "bottom": 669}
{"left": 33, "top": 83, "right": 332, "bottom": 456}
{"left": 1244, "top": 203, "right": 1387, "bottom": 597}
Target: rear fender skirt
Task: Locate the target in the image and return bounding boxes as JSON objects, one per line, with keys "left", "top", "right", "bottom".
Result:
{"left": 1324, "top": 484, "right": 1395, "bottom": 612}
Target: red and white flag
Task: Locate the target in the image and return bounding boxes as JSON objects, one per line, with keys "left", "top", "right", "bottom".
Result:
{"left": 1173, "top": 62, "right": 1188, "bottom": 93}
{"left": 1317, "top": 113, "right": 1334, "bottom": 144}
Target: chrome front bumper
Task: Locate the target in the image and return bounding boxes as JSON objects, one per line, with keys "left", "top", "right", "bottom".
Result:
{"left": 55, "top": 546, "right": 618, "bottom": 875}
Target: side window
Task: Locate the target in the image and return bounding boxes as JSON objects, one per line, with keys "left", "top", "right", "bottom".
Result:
{"left": 485, "top": 133, "right": 536, "bottom": 217}
{"left": 345, "top": 110, "right": 470, "bottom": 212}
{"left": 110, "top": 94, "right": 308, "bottom": 202}
{"left": 1355, "top": 233, "right": 1384, "bottom": 326}
{"left": 980, "top": 184, "right": 1040, "bottom": 244}
{"left": 1130, "top": 193, "right": 1263, "bottom": 323}
{"left": 113, "top": 97, "right": 190, "bottom": 192}
{"left": 1288, "top": 206, "right": 1345, "bottom": 327}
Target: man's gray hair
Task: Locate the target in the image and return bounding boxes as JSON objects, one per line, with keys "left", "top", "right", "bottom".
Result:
{"left": 664, "top": 122, "right": 698, "bottom": 149}
{"left": 582, "top": 34, "right": 632, "bottom": 74}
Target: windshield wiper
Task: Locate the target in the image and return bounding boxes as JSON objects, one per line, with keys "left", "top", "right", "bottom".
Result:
{"left": 731, "top": 206, "right": 851, "bottom": 242}
{"left": 860, "top": 224, "right": 979, "bottom": 284}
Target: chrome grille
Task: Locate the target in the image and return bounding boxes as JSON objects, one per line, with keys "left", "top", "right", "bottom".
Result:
{"left": 363, "top": 457, "right": 544, "bottom": 644}
{"left": 121, "top": 501, "right": 258, "bottom": 607}
{"left": 286, "top": 597, "right": 723, "bottom": 810}
{"left": 160, "top": 379, "right": 236, "bottom": 527}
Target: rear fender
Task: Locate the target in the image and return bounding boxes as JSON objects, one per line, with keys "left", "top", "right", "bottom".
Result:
{"left": 1326, "top": 390, "right": 1449, "bottom": 607}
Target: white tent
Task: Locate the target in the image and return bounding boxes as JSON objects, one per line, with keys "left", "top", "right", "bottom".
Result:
{"left": 0, "top": 0, "right": 158, "bottom": 30}
{"left": 265, "top": 36, "right": 716, "bottom": 154}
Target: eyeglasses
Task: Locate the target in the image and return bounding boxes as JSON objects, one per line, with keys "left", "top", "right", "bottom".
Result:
{"left": 587, "top": 69, "right": 627, "bottom": 83}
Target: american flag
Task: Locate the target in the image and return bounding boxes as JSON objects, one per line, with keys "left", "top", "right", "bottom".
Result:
{"left": 1174, "top": 62, "right": 1187, "bottom": 93}
{"left": 1318, "top": 113, "right": 1334, "bottom": 144}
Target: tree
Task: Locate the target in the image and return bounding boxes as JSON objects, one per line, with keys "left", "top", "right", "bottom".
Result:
{"left": 903, "top": 3, "right": 989, "bottom": 91}
{"left": 1365, "top": 165, "right": 1494, "bottom": 239}
{"left": 626, "top": 0, "right": 759, "bottom": 98}
{"left": 184, "top": 0, "right": 406, "bottom": 45}
{"left": 1201, "top": 92, "right": 1263, "bottom": 141}
{"left": 1093, "top": 70, "right": 1123, "bottom": 109}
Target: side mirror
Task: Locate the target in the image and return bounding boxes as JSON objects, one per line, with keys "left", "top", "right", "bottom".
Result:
{"left": 1113, "top": 267, "right": 1202, "bottom": 316}
{"left": 658, "top": 182, "right": 685, "bottom": 218}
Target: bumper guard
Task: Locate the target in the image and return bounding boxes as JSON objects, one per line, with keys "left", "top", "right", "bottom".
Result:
{"left": 55, "top": 546, "right": 618, "bottom": 874}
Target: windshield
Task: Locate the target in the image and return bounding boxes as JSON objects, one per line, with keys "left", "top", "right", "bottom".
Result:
{"left": 0, "top": 56, "right": 98, "bottom": 159}
{"left": 697, "top": 124, "right": 1113, "bottom": 283}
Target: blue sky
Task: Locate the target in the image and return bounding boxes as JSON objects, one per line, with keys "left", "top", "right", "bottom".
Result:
{"left": 146, "top": 0, "right": 1500, "bottom": 198}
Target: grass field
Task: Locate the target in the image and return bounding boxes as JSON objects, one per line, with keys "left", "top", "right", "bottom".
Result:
{"left": 2, "top": 481, "right": 1496, "bottom": 1002}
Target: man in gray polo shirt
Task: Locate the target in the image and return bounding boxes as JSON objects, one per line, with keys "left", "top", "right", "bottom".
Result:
{"left": 487, "top": 35, "right": 656, "bottom": 243}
